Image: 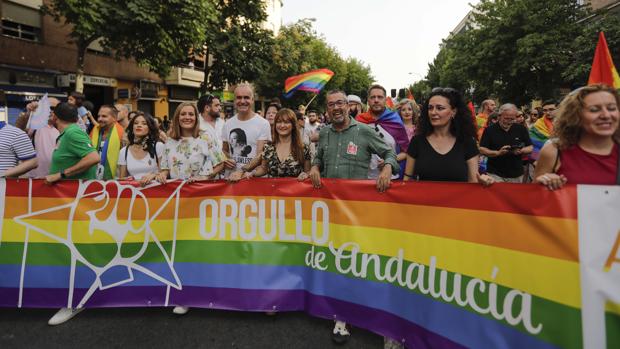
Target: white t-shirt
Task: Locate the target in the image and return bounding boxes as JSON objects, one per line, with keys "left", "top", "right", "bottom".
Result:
{"left": 199, "top": 116, "right": 225, "bottom": 150}
{"left": 221, "top": 114, "right": 271, "bottom": 171}
{"left": 117, "top": 142, "right": 164, "bottom": 180}
{"left": 367, "top": 123, "right": 399, "bottom": 180}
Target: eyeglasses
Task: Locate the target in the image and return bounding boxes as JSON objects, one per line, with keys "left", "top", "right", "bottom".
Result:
{"left": 542, "top": 108, "right": 555, "bottom": 113}
{"left": 327, "top": 100, "right": 347, "bottom": 109}
{"left": 431, "top": 87, "right": 458, "bottom": 94}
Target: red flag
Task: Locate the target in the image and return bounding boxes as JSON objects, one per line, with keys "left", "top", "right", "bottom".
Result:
{"left": 386, "top": 96, "right": 395, "bottom": 110}
{"left": 407, "top": 89, "right": 415, "bottom": 102}
{"left": 588, "top": 32, "right": 620, "bottom": 88}
{"left": 467, "top": 101, "right": 476, "bottom": 119}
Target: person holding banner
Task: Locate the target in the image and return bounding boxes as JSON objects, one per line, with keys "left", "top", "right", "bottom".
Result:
{"left": 45, "top": 102, "right": 101, "bottom": 326}
{"left": 404, "top": 87, "right": 493, "bottom": 185}
{"left": 117, "top": 112, "right": 164, "bottom": 185}
{"left": 249, "top": 108, "right": 311, "bottom": 179}
{"left": 309, "top": 89, "right": 398, "bottom": 344}
{"left": 0, "top": 120, "right": 37, "bottom": 178}
{"left": 90, "top": 105, "right": 125, "bottom": 180}
{"left": 157, "top": 102, "right": 224, "bottom": 187}
{"left": 534, "top": 84, "right": 620, "bottom": 189}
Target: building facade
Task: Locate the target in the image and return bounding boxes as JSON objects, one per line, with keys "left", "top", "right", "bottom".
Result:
{"left": 0, "top": 0, "right": 173, "bottom": 124}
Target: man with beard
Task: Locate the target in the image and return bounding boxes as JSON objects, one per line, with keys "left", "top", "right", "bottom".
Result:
{"left": 309, "top": 90, "right": 398, "bottom": 344}
{"left": 114, "top": 103, "right": 130, "bottom": 129}
{"left": 198, "top": 93, "right": 226, "bottom": 152}
{"left": 529, "top": 99, "right": 557, "bottom": 160}
{"left": 356, "top": 84, "right": 409, "bottom": 178}
{"left": 90, "top": 105, "right": 124, "bottom": 180}
{"left": 347, "top": 94, "right": 363, "bottom": 118}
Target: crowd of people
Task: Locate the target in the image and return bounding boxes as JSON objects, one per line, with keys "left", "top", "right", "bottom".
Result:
{"left": 1, "top": 81, "right": 619, "bottom": 345}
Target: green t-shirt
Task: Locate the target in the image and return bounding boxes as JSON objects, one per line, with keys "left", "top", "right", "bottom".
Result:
{"left": 49, "top": 123, "right": 97, "bottom": 179}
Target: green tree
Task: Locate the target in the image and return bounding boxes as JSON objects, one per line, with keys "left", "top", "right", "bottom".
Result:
{"left": 43, "top": 0, "right": 112, "bottom": 92}
{"left": 407, "top": 80, "right": 432, "bottom": 103}
{"left": 563, "top": 11, "right": 620, "bottom": 86}
{"left": 426, "top": 0, "right": 591, "bottom": 105}
{"left": 201, "top": 0, "right": 274, "bottom": 93}
{"left": 255, "top": 20, "right": 374, "bottom": 111}
{"left": 43, "top": 0, "right": 213, "bottom": 92}
{"left": 107, "top": 0, "right": 214, "bottom": 79}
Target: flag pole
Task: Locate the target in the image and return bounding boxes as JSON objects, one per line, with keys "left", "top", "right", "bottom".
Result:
{"left": 305, "top": 93, "right": 319, "bottom": 109}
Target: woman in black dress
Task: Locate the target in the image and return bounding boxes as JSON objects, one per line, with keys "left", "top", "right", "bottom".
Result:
{"left": 404, "top": 88, "right": 493, "bottom": 185}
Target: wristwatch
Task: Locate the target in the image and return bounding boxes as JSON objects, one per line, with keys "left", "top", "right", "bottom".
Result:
{"left": 60, "top": 169, "right": 67, "bottom": 179}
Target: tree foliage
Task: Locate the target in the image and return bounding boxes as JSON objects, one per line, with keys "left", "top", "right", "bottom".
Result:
{"left": 107, "top": 0, "right": 214, "bottom": 78}
{"left": 43, "top": 0, "right": 113, "bottom": 91}
{"left": 201, "top": 0, "right": 274, "bottom": 93}
{"left": 424, "top": 0, "right": 608, "bottom": 105}
{"left": 255, "top": 20, "right": 374, "bottom": 110}
{"left": 563, "top": 11, "right": 620, "bottom": 84}
{"left": 44, "top": 0, "right": 214, "bottom": 86}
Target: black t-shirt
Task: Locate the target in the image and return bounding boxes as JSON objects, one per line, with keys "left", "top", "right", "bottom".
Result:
{"left": 407, "top": 135, "right": 479, "bottom": 182}
{"left": 479, "top": 123, "right": 532, "bottom": 178}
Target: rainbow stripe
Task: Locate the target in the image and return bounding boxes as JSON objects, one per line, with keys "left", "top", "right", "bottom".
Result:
{"left": 0, "top": 178, "right": 616, "bottom": 349}
{"left": 529, "top": 117, "right": 554, "bottom": 160}
{"left": 588, "top": 32, "right": 620, "bottom": 89}
{"left": 284, "top": 69, "right": 334, "bottom": 98}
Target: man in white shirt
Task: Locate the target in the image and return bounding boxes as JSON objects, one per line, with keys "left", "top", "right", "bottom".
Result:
{"left": 221, "top": 83, "right": 271, "bottom": 181}
{"left": 197, "top": 94, "right": 225, "bottom": 151}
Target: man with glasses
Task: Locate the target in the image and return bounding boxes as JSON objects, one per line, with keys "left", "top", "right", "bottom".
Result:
{"left": 479, "top": 104, "right": 533, "bottom": 183}
{"left": 355, "top": 84, "right": 409, "bottom": 179}
{"left": 529, "top": 99, "right": 557, "bottom": 160}
{"left": 309, "top": 90, "right": 397, "bottom": 343}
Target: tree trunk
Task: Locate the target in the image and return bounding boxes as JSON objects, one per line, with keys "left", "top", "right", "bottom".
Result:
{"left": 201, "top": 45, "right": 211, "bottom": 95}
{"left": 75, "top": 42, "right": 87, "bottom": 93}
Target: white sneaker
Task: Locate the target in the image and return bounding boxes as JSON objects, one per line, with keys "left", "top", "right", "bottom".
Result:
{"left": 173, "top": 306, "right": 189, "bottom": 315}
{"left": 48, "top": 307, "right": 84, "bottom": 326}
{"left": 332, "top": 320, "right": 351, "bottom": 344}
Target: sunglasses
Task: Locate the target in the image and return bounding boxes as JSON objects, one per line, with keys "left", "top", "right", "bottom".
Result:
{"left": 431, "top": 87, "right": 458, "bottom": 94}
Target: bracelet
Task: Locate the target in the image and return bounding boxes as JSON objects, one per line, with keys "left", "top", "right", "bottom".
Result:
{"left": 404, "top": 173, "right": 414, "bottom": 178}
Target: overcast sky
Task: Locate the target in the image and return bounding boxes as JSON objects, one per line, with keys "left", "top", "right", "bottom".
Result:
{"left": 282, "top": 0, "right": 476, "bottom": 91}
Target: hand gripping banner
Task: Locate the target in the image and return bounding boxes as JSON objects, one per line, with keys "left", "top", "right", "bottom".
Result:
{"left": 0, "top": 179, "right": 618, "bottom": 349}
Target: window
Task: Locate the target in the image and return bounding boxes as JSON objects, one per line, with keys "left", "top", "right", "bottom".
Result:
{"left": 1, "top": 1, "right": 42, "bottom": 42}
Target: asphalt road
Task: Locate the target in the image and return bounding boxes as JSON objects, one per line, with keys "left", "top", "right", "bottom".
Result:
{"left": 0, "top": 307, "right": 383, "bottom": 348}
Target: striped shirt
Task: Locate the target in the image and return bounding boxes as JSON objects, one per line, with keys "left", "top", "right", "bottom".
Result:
{"left": 0, "top": 123, "right": 37, "bottom": 175}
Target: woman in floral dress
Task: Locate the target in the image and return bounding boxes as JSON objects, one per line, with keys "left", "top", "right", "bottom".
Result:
{"left": 156, "top": 102, "right": 224, "bottom": 183}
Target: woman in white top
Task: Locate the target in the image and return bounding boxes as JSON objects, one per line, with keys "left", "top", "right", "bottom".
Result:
{"left": 117, "top": 112, "right": 164, "bottom": 186}
{"left": 157, "top": 102, "right": 224, "bottom": 184}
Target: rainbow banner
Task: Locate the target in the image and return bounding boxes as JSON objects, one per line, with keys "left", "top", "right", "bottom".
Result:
{"left": 0, "top": 179, "right": 619, "bottom": 349}
{"left": 284, "top": 68, "right": 334, "bottom": 98}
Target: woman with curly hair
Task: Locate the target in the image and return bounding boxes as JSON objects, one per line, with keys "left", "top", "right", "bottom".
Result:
{"left": 534, "top": 84, "right": 619, "bottom": 189}
{"left": 117, "top": 111, "right": 164, "bottom": 186}
{"left": 404, "top": 87, "right": 492, "bottom": 185}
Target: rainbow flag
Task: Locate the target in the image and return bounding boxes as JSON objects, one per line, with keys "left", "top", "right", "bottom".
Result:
{"left": 529, "top": 117, "right": 554, "bottom": 160}
{"left": 588, "top": 32, "right": 620, "bottom": 88}
{"left": 284, "top": 69, "right": 334, "bottom": 98}
{"left": 1, "top": 179, "right": 619, "bottom": 348}
{"left": 90, "top": 122, "right": 124, "bottom": 179}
